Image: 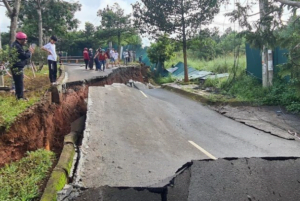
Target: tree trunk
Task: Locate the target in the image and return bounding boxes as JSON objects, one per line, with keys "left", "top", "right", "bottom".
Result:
{"left": 9, "top": 0, "right": 21, "bottom": 45}
{"left": 37, "top": 8, "right": 43, "bottom": 47}
{"left": 182, "top": 37, "right": 188, "bottom": 82}
{"left": 259, "top": 0, "right": 269, "bottom": 87}
{"left": 181, "top": 0, "right": 188, "bottom": 82}
{"left": 118, "top": 33, "right": 121, "bottom": 60}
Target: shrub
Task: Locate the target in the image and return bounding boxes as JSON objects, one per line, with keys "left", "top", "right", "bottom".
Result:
{"left": 31, "top": 47, "right": 49, "bottom": 71}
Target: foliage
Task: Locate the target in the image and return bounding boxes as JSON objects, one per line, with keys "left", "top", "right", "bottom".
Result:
{"left": 31, "top": 47, "right": 49, "bottom": 70}
{"left": 226, "top": 0, "right": 284, "bottom": 50}
{"left": 147, "top": 35, "right": 175, "bottom": 70}
{"left": 96, "top": 3, "right": 137, "bottom": 54}
{"left": 165, "top": 51, "right": 246, "bottom": 74}
{"left": 276, "top": 16, "right": 300, "bottom": 81}
{"left": 0, "top": 67, "right": 49, "bottom": 129}
{"left": 0, "top": 32, "right": 10, "bottom": 47}
{"left": 19, "top": 0, "right": 81, "bottom": 45}
{"left": 154, "top": 75, "right": 176, "bottom": 85}
{"left": 0, "top": 45, "right": 19, "bottom": 75}
{"left": 133, "top": 0, "right": 222, "bottom": 82}
{"left": 0, "top": 149, "right": 55, "bottom": 201}
{"left": 262, "top": 79, "right": 300, "bottom": 109}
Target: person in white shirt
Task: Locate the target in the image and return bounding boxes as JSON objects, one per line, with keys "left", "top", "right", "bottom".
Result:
{"left": 42, "top": 36, "right": 58, "bottom": 85}
{"left": 123, "top": 49, "right": 129, "bottom": 66}
{"left": 113, "top": 51, "right": 120, "bottom": 67}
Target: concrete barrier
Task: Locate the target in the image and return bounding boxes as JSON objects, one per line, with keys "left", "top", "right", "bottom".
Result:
{"left": 40, "top": 116, "right": 85, "bottom": 201}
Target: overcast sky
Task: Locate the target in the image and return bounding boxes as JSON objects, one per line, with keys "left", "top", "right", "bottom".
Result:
{"left": 0, "top": 0, "right": 293, "bottom": 46}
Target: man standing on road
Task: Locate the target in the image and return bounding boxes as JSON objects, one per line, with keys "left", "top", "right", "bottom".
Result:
{"left": 42, "top": 36, "right": 58, "bottom": 85}
{"left": 11, "top": 32, "right": 34, "bottom": 100}
{"left": 83, "top": 48, "right": 89, "bottom": 70}
{"left": 123, "top": 49, "right": 129, "bottom": 66}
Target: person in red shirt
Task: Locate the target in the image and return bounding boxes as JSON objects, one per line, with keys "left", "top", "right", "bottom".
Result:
{"left": 98, "top": 49, "right": 108, "bottom": 72}
{"left": 83, "top": 48, "right": 89, "bottom": 70}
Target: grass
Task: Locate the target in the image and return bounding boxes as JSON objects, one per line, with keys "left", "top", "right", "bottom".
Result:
{"left": 0, "top": 149, "right": 55, "bottom": 201}
{"left": 163, "top": 50, "right": 300, "bottom": 113}
{"left": 0, "top": 66, "right": 51, "bottom": 130}
{"left": 165, "top": 51, "right": 246, "bottom": 74}
{"left": 154, "top": 75, "right": 176, "bottom": 85}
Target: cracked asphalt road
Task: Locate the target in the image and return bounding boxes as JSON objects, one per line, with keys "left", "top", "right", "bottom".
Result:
{"left": 75, "top": 85, "right": 300, "bottom": 189}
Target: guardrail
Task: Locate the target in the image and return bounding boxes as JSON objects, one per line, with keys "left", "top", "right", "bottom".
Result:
{"left": 61, "top": 56, "right": 84, "bottom": 64}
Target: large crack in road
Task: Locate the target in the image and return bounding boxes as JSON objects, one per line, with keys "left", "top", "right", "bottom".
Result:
{"left": 57, "top": 83, "right": 300, "bottom": 201}
{"left": 62, "top": 157, "right": 300, "bottom": 201}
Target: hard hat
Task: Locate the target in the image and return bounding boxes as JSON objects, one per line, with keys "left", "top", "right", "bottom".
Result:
{"left": 16, "top": 32, "right": 27, "bottom": 40}
{"left": 84, "top": 48, "right": 88, "bottom": 50}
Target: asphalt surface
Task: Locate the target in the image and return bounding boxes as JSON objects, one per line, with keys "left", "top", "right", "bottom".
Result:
{"left": 76, "top": 84, "right": 205, "bottom": 188}
{"left": 75, "top": 84, "right": 300, "bottom": 190}
{"left": 64, "top": 63, "right": 131, "bottom": 82}
{"left": 142, "top": 88, "right": 300, "bottom": 158}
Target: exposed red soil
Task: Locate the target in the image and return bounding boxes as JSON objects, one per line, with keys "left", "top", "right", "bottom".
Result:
{"left": 0, "top": 66, "right": 147, "bottom": 167}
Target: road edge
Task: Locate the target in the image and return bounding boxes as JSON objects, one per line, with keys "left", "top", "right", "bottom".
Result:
{"left": 40, "top": 116, "right": 86, "bottom": 201}
{"left": 161, "top": 84, "right": 295, "bottom": 140}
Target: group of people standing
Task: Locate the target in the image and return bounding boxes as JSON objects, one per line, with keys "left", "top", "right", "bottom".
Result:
{"left": 10, "top": 31, "right": 58, "bottom": 100}
{"left": 83, "top": 48, "right": 119, "bottom": 71}
{"left": 122, "top": 49, "right": 136, "bottom": 65}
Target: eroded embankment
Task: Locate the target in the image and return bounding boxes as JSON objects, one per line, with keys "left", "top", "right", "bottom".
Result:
{"left": 0, "top": 66, "right": 147, "bottom": 167}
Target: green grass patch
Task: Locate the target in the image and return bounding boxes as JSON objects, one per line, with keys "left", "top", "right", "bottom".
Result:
{"left": 0, "top": 96, "right": 39, "bottom": 129}
{"left": 0, "top": 66, "right": 51, "bottom": 130}
{"left": 154, "top": 75, "right": 176, "bottom": 85}
{"left": 165, "top": 51, "right": 246, "bottom": 74}
{"left": 0, "top": 149, "right": 55, "bottom": 201}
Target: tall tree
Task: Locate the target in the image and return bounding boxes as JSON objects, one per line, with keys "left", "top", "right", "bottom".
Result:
{"left": 96, "top": 3, "right": 136, "bottom": 58}
{"left": 27, "top": 0, "right": 52, "bottom": 47}
{"left": 0, "top": 0, "right": 22, "bottom": 44}
{"left": 133, "top": 0, "right": 221, "bottom": 82}
{"left": 147, "top": 34, "right": 175, "bottom": 74}
{"left": 19, "top": 0, "right": 81, "bottom": 44}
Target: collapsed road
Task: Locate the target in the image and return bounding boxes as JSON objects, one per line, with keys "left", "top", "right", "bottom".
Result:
{"left": 59, "top": 83, "right": 300, "bottom": 200}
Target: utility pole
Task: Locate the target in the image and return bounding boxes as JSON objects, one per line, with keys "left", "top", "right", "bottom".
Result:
{"left": 259, "top": 0, "right": 269, "bottom": 87}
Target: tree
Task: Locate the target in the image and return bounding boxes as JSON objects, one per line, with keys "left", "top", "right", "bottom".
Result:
{"left": 147, "top": 34, "right": 175, "bottom": 74}
{"left": 133, "top": 0, "right": 221, "bottom": 82}
{"left": 96, "top": 3, "right": 136, "bottom": 58}
{"left": 84, "top": 22, "right": 95, "bottom": 38}
{"left": 0, "top": 0, "right": 22, "bottom": 44}
{"left": 22, "top": 0, "right": 52, "bottom": 47}
{"left": 19, "top": 0, "right": 81, "bottom": 44}
{"left": 226, "top": 0, "right": 300, "bottom": 87}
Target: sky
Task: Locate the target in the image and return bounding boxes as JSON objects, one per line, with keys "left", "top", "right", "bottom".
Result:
{"left": 0, "top": 0, "right": 294, "bottom": 46}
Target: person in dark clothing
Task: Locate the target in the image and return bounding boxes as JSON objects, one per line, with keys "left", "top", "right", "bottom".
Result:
{"left": 94, "top": 49, "right": 101, "bottom": 71}
{"left": 88, "top": 48, "right": 94, "bottom": 70}
{"left": 83, "top": 48, "right": 89, "bottom": 69}
{"left": 11, "top": 32, "right": 34, "bottom": 100}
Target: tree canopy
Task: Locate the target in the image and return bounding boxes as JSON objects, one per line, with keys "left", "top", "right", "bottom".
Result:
{"left": 133, "top": 0, "right": 222, "bottom": 82}
{"left": 19, "top": 0, "right": 81, "bottom": 45}
{"left": 96, "top": 3, "right": 136, "bottom": 57}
